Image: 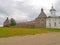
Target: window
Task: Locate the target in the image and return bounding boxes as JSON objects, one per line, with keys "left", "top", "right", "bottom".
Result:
{"left": 54, "top": 22, "right": 56, "bottom": 27}
{"left": 49, "top": 23, "right": 51, "bottom": 27}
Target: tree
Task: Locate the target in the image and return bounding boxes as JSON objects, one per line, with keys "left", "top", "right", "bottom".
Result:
{"left": 10, "top": 18, "right": 16, "bottom": 26}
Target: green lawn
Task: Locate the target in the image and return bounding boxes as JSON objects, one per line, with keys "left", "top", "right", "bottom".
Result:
{"left": 0, "top": 27, "right": 60, "bottom": 38}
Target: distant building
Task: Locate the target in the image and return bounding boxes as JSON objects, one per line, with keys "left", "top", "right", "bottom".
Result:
{"left": 3, "top": 17, "right": 10, "bottom": 27}
{"left": 3, "top": 6, "right": 60, "bottom": 28}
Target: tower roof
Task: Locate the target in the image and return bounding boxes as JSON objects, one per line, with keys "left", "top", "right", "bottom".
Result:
{"left": 38, "top": 8, "right": 47, "bottom": 18}
{"left": 50, "top": 5, "right": 56, "bottom": 11}
{"left": 4, "top": 17, "right": 9, "bottom": 23}
{"left": 35, "top": 8, "right": 47, "bottom": 20}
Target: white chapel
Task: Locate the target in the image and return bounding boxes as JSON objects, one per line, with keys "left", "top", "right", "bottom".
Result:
{"left": 46, "top": 5, "right": 60, "bottom": 28}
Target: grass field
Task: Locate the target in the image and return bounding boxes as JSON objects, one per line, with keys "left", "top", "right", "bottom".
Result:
{"left": 0, "top": 27, "right": 60, "bottom": 38}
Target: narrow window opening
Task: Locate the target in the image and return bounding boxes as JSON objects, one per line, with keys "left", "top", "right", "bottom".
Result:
{"left": 49, "top": 23, "right": 51, "bottom": 27}
{"left": 54, "top": 22, "right": 56, "bottom": 27}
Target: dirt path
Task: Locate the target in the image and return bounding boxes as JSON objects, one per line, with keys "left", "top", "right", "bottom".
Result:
{"left": 0, "top": 32, "right": 60, "bottom": 45}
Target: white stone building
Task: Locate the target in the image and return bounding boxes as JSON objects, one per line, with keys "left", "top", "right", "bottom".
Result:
{"left": 46, "top": 6, "right": 60, "bottom": 28}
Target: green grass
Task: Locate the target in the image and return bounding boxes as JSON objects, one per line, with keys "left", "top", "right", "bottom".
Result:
{"left": 0, "top": 27, "right": 60, "bottom": 38}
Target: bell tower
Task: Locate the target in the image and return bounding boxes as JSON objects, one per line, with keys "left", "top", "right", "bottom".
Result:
{"left": 36, "top": 8, "right": 47, "bottom": 20}
{"left": 50, "top": 5, "right": 56, "bottom": 17}
{"left": 35, "top": 8, "right": 47, "bottom": 28}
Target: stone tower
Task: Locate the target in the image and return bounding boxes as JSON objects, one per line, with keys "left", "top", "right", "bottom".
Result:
{"left": 35, "top": 8, "right": 47, "bottom": 28}
{"left": 3, "top": 17, "right": 10, "bottom": 27}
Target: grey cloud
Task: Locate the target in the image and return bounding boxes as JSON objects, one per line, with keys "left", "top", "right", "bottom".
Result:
{"left": 16, "top": 1, "right": 40, "bottom": 20}
{"left": 0, "top": 0, "right": 59, "bottom": 25}
{"left": 55, "top": 0, "right": 60, "bottom": 16}
{"left": 0, "top": 0, "right": 15, "bottom": 16}
{"left": 0, "top": 0, "right": 40, "bottom": 25}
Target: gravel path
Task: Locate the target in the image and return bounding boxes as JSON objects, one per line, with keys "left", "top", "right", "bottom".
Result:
{"left": 0, "top": 32, "right": 60, "bottom": 45}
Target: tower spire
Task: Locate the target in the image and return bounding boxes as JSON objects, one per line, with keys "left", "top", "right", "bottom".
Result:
{"left": 52, "top": 3, "right": 53, "bottom": 9}
{"left": 41, "top": 8, "right": 43, "bottom": 12}
{"left": 50, "top": 4, "right": 56, "bottom": 17}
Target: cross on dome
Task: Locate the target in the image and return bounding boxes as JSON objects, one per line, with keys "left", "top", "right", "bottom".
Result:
{"left": 50, "top": 4, "right": 56, "bottom": 11}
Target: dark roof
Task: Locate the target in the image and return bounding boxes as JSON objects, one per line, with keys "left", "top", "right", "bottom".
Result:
{"left": 50, "top": 6, "right": 56, "bottom": 11}
{"left": 4, "top": 17, "right": 9, "bottom": 23}
{"left": 50, "top": 9, "right": 56, "bottom": 11}
{"left": 38, "top": 8, "right": 47, "bottom": 18}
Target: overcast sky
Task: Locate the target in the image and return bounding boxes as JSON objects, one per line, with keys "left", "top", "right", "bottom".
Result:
{"left": 0, "top": 0, "right": 60, "bottom": 25}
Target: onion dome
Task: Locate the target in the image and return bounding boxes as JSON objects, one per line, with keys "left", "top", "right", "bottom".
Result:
{"left": 50, "top": 6, "right": 56, "bottom": 11}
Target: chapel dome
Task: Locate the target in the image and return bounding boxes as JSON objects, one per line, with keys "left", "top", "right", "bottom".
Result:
{"left": 50, "top": 6, "right": 56, "bottom": 11}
